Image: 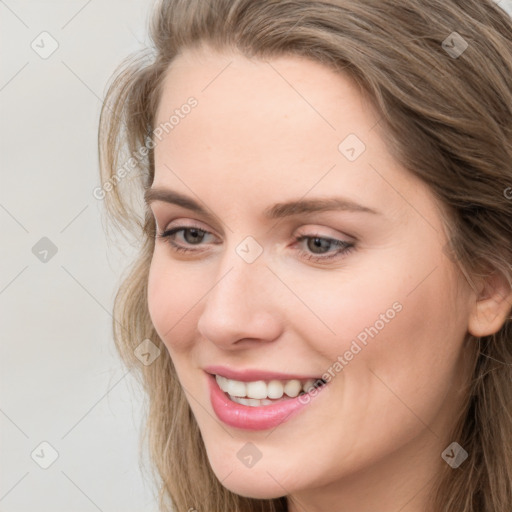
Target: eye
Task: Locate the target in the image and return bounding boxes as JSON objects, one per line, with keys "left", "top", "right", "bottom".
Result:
{"left": 293, "top": 234, "right": 355, "bottom": 262}
{"left": 156, "top": 225, "right": 216, "bottom": 254}
{"left": 156, "top": 225, "right": 355, "bottom": 263}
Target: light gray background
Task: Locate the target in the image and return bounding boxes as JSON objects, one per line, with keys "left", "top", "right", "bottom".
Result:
{"left": 1, "top": 1, "right": 511, "bottom": 511}
{"left": 1, "top": 1, "right": 159, "bottom": 511}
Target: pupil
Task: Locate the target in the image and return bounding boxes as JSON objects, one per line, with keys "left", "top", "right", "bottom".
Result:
{"left": 309, "top": 237, "right": 329, "bottom": 254}
{"left": 186, "top": 228, "right": 203, "bottom": 244}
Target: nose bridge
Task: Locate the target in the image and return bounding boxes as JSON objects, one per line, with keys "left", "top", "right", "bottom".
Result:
{"left": 207, "top": 235, "right": 269, "bottom": 308}
{"left": 196, "top": 241, "right": 281, "bottom": 345}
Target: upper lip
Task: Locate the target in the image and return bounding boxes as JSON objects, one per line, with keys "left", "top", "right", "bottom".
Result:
{"left": 204, "top": 365, "right": 323, "bottom": 382}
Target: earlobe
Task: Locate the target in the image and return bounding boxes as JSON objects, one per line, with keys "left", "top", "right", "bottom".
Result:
{"left": 467, "top": 269, "right": 512, "bottom": 338}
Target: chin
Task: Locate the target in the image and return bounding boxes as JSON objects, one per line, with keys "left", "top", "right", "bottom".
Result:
{"left": 213, "top": 468, "right": 289, "bottom": 500}
{"left": 201, "top": 440, "right": 291, "bottom": 499}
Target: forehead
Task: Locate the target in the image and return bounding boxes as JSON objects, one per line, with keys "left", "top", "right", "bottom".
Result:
{"left": 154, "top": 47, "right": 377, "bottom": 165}
{"left": 151, "top": 46, "right": 434, "bottom": 227}
{"left": 155, "top": 45, "right": 373, "bottom": 137}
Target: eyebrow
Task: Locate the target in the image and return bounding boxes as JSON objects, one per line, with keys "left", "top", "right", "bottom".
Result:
{"left": 144, "top": 187, "right": 380, "bottom": 220}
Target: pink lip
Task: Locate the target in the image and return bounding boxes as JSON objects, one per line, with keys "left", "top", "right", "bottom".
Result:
{"left": 207, "top": 372, "right": 326, "bottom": 431}
{"left": 204, "top": 364, "right": 323, "bottom": 382}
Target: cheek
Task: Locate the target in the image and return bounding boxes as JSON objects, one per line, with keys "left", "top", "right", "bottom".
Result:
{"left": 294, "top": 250, "right": 468, "bottom": 390}
{"left": 147, "top": 253, "right": 201, "bottom": 353}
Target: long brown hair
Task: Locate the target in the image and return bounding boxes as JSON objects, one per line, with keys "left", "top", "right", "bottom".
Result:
{"left": 97, "top": 1, "right": 512, "bottom": 510}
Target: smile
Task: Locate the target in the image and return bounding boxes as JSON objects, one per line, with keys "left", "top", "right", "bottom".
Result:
{"left": 215, "top": 375, "right": 326, "bottom": 406}
{"left": 206, "top": 368, "right": 327, "bottom": 430}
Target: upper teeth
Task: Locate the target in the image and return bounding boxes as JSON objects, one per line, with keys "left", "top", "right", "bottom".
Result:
{"left": 215, "top": 375, "right": 324, "bottom": 400}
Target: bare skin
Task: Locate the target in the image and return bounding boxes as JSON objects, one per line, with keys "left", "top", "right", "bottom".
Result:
{"left": 145, "top": 46, "right": 511, "bottom": 512}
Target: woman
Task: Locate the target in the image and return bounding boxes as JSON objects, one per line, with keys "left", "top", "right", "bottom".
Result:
{"left": 97, "top": 1, "right": 512, "bottom": 511}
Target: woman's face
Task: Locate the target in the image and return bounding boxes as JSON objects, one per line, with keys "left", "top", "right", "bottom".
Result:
{"left": 146, "top": 47, "right": 478, "bottom": 505}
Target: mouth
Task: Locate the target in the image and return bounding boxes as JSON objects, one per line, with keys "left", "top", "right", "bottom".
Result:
{"left": 214, "top": 374, "right": 327, "bottom": 407}
{"left": 205, "top": 368, "right": 328, "bottom": 430}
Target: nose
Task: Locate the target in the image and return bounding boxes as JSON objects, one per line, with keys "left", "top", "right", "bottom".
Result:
{"left": 196, "top": 255, "right": 283, "bottom": 349}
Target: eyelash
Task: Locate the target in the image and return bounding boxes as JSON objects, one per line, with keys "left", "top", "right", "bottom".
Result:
{"left": 155, "top": 225, "right": 355, "bottom": 263}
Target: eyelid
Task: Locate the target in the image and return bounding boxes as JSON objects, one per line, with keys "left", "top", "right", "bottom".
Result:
{"left": 294, "top": 225, "right": 356, "bottom": 243}
{"left": 158, "top": 217, "right": 354, "bottom": 240}
{"left": 151, "top": 206, "right": 225, "bottom": 237}
{"left": 158, "top": 218, "right": 214, "bottom": 236}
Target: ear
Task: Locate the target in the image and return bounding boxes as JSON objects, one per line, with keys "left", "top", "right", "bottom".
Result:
{"left": 468, "top": 268, "right": 512, "bottom": 337}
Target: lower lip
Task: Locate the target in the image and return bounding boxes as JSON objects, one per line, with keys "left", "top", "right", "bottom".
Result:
{"left": 207, "top": 373, "right": 326, "bottom": 431}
